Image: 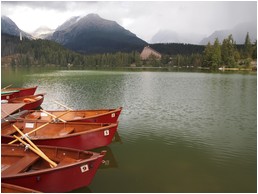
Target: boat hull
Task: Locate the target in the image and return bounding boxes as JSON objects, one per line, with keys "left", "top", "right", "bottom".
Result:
{"left": 2, "top": 122, "right": 119, "bottom": 150}
{"left": 1, "top": 144, "right": 105, "bottom": 192}
{"left": 20, "top": 107, "right": 122, "bottom": 123}
{"left": 8, "top": 94, "right": 44, "bottom": 110}
{"left": 1, "top": 86, "right": 37, "bottom": 100}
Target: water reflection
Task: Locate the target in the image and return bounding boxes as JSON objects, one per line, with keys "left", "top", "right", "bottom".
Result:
{"left": 2, "top": 68, "right": 256, "bottom": 192}
{"left": 92, "top": 146, "right": 118, "bottom": 169}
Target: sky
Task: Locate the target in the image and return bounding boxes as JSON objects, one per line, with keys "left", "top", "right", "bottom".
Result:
{"left": 1, "top": 1, "right": 257, "bottom": 43}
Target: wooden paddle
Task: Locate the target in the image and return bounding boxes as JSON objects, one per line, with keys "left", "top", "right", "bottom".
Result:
{"left": 53, "top": 100, "right": 73, "bottom": 110}
{"left": 2, "top": 84, "right": 13, "bottom": 90}
{"left": 12, "top": 124, "right": 57, "bottom": 168}
{"left": 8, "top": 122, "right": 50, "bottom": 144}
{"left": 8, "top": 109, "right": 71, "bottom": 144}
{"left": 40, "top": 109, "right": 67, "bottom": 123}
{"left": 13, "top": 135, "right": 57, "bottom": 168}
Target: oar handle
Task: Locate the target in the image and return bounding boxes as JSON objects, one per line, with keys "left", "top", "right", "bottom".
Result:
{"left": 13, "top": 135, "right": 57, "bottom": 168}
{"left": 8, "top": 122, "right": 50, "bottom": 144}
{"left": 2, "top": 84, "right": 13, "bottom": 90}
{"left": 8, "top": 109, "right": 71, "bottom": 144}
{"left": 11, "top": 124, "right": 57, "bottom": 168}
{"left": 40, "top": 109, "right": 67, "bottom": 123}
{"left": 53, "top": 100, "right": 73, "bottom": 110}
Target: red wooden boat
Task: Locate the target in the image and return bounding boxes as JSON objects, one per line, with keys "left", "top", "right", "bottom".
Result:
{"left": 1, "top": 144, "right": 106, "bottom": 192}
{"left": 18, "top": 107, "right": 122, "bottom": 123}
{"left": 1, "top": 183, "right": 41, "bottom": 193}
{"left": 2, "top": 120, "right": 119, "bottom": 150}
{"left": 7, "top": 94, "right": 45, "bottom": 110}
{"left": 1, "top": 86, "right": 37, "bottom": 100}
{"left": 1, "top": 91, "right": 19, "bottom": 101}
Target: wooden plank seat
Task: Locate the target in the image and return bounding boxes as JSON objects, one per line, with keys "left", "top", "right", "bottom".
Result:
{"left": 2, "top": 155, "right": 40, "bottom": 176}
{"left": 1, "top": 127, "right": 18, "bottom": 136}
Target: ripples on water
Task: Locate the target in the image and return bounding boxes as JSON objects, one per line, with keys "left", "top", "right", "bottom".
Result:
{"left": 6, "top": 70, "right": 257, "bottom": 192}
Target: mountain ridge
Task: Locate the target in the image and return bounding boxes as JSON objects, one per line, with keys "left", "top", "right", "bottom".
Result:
{"left": 200, "top": 22, "right": 257, "bottom": 45}
{"left": 1, "top": 16, "right": 32, "bottom": 39}
{"left": 49, "top": 13, "right": 147, "bottom": 53}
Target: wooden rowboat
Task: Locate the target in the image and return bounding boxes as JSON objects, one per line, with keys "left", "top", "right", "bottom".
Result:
{"left": 6, "top": 94, "right": 45, "bottom": 111}
{"left": 1, "top": 86, "right": 37, "bottom": 100}
{"left": 2, "top": 120, "right": 119, "bottom": 150}
{"left": 1, "top": 144, "right": 106, "bottom": 192}
{"left": 1, "top": 183, "right": 41, "bottom": 193}
{"left": 18, "top": 107, "right": 122, "bottom": 123}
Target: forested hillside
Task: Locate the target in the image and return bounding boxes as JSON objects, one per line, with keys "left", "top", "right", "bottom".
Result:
{"left": 150, "top": 43, "right": 205, "bottom": 55}
{"left": 1, "top": 33, "right": 256, "bottom": 70}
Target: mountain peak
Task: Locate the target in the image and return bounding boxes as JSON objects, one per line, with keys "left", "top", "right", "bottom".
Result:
{"left": 1, "top": 15, "right": 32, "bottom": 39}
{"left": 84, "top": 13, "right": 101, "bottom": 19}
{"left": 50, "top": 13, "right": 147, "bottom": 53}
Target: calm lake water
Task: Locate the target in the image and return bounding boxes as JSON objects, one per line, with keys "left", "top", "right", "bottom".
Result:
{"left": 1, "top": 68, "right": 257, "bottom": 192}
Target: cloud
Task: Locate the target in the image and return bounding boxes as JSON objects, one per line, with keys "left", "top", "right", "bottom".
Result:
{"left": 1, "top": 1, "right": 257, "bottom": 43}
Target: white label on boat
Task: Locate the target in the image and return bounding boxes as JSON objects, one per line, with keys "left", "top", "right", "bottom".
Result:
{"left": 40, "top": 112, "right": 48, "bottom": 117}
{"left": 6, "top": 96, "right": 10, "bottom": 99}
{"left": 111, "top": 113, "right": 115, "bottom": 118}
{"left": 25, "top": 123, "right": 34, "bottom": 128}
{"left": 104, "top": 129, "right": 109, "bottom": 136}
{"left": 80, "top": 164, "right": 89, "bottom": 173}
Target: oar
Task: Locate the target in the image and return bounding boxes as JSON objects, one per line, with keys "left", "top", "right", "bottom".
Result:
{"left": 53, "top": 100, "right": 73, "bottom": 110}
{"left": 13, "top": 135, "right": 57, "bottom": 168}
{"left": 11, "top": 124, "right": 57, "bottom": 168}
{"left": 8, "top": 122, "right": 51, "bottom": 144}
{"left": 8, "top": 109, "right": 71, "bottom": 144}
{"left": 40, "top": 109, "right": 67, "bottom": 123}
{"left": 2, "top": 84, "right": 12, "bottom": 90}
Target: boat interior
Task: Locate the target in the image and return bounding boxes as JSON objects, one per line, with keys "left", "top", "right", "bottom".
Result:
{"left": 1, "top": 120, "right": 113, "bottom": 138}
{"left": 1, "top": 144, "right": 96, "bottom": 176}
{"left": 21, "top": 109, "right": 113, "bottom": 121}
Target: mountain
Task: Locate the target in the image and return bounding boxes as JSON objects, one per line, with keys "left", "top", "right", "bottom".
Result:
{"left": 1, "top": 16, "right": 32, "bottom": 39}
{"left": 200, "top": 22, "right": 257, "bottom": 45}
{"left": 151, "top": 29, "right": 203, "bottom": 45}
{"left": 55, "top": 16, "right": 80, "bottom": 32}
{"left": 32, "top": 26, "right": 54, "bottom": 39}
{"left": 49, "top": 13, "right": 147, "bottom": 54}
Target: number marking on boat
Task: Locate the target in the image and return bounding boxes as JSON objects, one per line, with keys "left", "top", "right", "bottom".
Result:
{"left": 104, "top": 129, "right": 109, "bottom": 136}
{"left": 40, "top": 112, "right": 48, "bottom": 117}
{"left": 25, "top": 123, "right": 34, "bottom": 128}
{"left": 80, "top": 164, "right": 89, "bottom": 173}
{"left": 111, "top": 113, "right": 115, "bottom": 118}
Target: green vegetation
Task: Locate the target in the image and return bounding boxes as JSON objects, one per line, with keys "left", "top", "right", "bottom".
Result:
{"left": 203, "top": 33, "right": 256, "bottom": 69}
{"left": 1, "top": 33, "right": 256, "bottom": 71}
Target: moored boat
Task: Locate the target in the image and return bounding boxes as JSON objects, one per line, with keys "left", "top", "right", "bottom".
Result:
{"left": 1, "top": 86, "right": 37, "bottom": 100}
{"left": 2, "top": 120, "right": 119, "bottom": 150}
{"left": 7, "top": 94, "right": 45, "bottom": 110}
{"left": 1, "top": 144, "right": 106, "bottom": 192}
{"left": 18, "top": 107, "right": 122, "bottom": 123}
{"left": 1, "top": 183, "right": 41, "bottom": 193}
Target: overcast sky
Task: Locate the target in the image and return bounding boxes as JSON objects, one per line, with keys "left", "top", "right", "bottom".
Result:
{"left": 1, "top": 1, "right": 257, "bottom": 43}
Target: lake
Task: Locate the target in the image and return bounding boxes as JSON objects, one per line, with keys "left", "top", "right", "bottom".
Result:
{"left": 1, "top": 68, "right": 257, "bottom": 192}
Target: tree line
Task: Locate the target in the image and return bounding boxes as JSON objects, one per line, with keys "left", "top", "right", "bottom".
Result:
{"left": 1, "top": 33, "right": 256, "bottom": 70}
{"left": 202, "top": 33, "right": 256, "bottom": 69}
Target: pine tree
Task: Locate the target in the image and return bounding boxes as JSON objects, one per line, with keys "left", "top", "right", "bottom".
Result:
{"left": 243, "top": 32, "right": 253, "bottom": 59}
{"left": 221, "top": 34, "right": 238, "bottom": 67}
{"left": 211, "top": 38, "right": 221, "bottom": 68}
{"left": 203, "top": 42, "right": 213, "bottom": 67}
{"left": 252, "top": 40, "right": 257, "bottom": 59}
